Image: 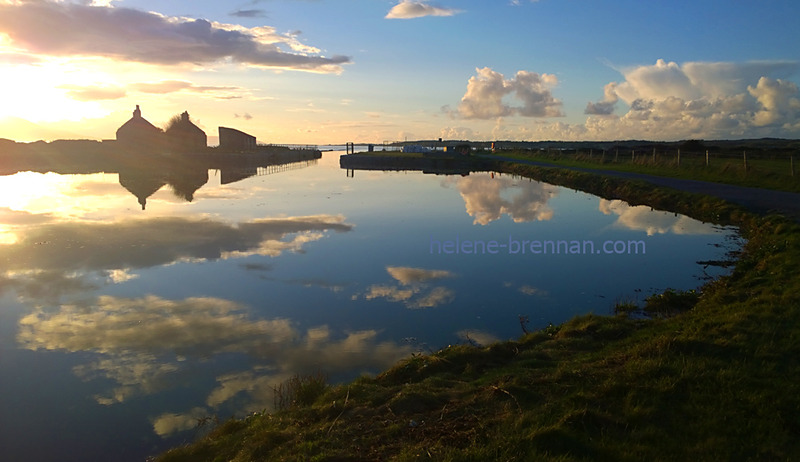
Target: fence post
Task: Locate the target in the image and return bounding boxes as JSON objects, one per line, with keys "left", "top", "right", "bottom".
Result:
{"left": 615, "top": 149, "right": 618, "bottom": 163}
{"left": 791, "top": 156, "right": 795, "bottom": 177}
{"left": 631, "top": 149, "right": 635, "bottom": 163}
{"left": 677, "top": 149, "right": 680, "bottom": 167}
{"left": 743, "top": 151, "right": 747, "bottom": 172}
{"left": 705, "top": 150, "right": 709, "bottom": 167}
{"left": 652, "top": 147, "right": 656, "bottom": 163}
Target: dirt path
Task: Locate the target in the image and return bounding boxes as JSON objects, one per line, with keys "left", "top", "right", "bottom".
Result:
{"left": 482, "top": 154, "right": 800, "bottom": 221}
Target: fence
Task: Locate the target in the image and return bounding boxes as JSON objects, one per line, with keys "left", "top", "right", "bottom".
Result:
{"left": 512, "top": 147, "right": 797, "bottom": 178}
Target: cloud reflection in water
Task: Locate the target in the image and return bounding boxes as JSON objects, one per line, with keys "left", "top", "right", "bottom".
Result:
{"left": 448, "top": 174, "right": 558, "bottom": 225}
{"left": 18, "top": 294, "right": 414, "bottom": 434}
{"left": 0, "top": 213, "right": 352, "bottom": 303}
{"left": 363, "top": 266, "right": 455, "bottom": 309}
{"left": 599, "top": 199, "right": 718, "bottom": 235}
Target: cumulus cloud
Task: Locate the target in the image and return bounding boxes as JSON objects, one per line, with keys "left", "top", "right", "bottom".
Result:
{"left": 386, "top": 1, "right": 461, "bottom": 19}
{"left": 455, "top": 67, "right": 563, "bottom": 119}
{"left": 448, "top": 173, "right": 558, "bottom": 225}
{"left": 579, "top": 59, "right": 800, "bottom": 139}
{"left": 598, "top": 199, "right": 719, "bottom": 236}
{"left": 748, "top": 76, "right": 800, "bottom": 127}
{"left": 585, "top": 82, "right": 619, "bottom": 115}
{"left": 0, "top": 1, "right": 351, "bottom": 73}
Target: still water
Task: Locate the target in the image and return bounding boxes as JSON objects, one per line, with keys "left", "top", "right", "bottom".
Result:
{"left": 0, "top": 150, "right": 739, "bottom": 461}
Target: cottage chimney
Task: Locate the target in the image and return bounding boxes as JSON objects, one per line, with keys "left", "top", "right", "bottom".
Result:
{"left": 133, "top": 105, "right": 141, "bottom": 118}
{"left": 181, "top": 111, "right": 189, "bottom": 122}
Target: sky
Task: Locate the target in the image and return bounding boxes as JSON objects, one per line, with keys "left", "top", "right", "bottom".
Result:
{"left": 0, "top": 0, "right": 798, "bottom": 144}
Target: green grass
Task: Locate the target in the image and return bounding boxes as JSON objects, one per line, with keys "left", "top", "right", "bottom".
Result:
{"left": 154, "top": 162, "right": 800, "bottom": 462}
{"left": 488, "top": 149, "right": 800, "bottom": 193}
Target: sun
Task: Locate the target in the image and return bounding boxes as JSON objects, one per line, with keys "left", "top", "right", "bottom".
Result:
{"left": 0, "top": 61, "right": 114, "bottom": 123}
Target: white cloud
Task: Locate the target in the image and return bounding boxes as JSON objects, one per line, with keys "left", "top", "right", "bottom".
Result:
{"left": 386, "top": 1, "right": 461, "bottom": 19}
{"left": 577, "top": 59, "right": 800, "bottom": 139}
{"left": 748, "top": 76, "right": 800, "bottom": 127}
{"left": 456, "top": 67, "right": 563, "bottom": 119}
{"left": 585, "top": 82, "right": 619, "bottom": 115}
{"left": 0, "top": 2, "right": 351, "bottom": 73}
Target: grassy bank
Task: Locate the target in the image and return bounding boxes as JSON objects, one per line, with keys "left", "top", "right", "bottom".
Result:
{"left": 155, "top": 163, "right": 800, "bottom": 461}
{"left": 489, "top": 149, "right": 800, "bottom": 193}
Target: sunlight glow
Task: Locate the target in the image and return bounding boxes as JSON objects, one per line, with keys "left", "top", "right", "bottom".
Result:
{"left": 0, "top": 61, "right": 112, "bottom": 122}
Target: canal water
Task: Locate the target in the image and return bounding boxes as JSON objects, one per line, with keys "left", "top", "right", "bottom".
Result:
{"left": 0, "top": 150, "right": 739, "bottom": 461}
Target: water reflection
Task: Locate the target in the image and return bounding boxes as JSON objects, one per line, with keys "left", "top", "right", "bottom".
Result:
{"left": 362, "top": 266, "right": 456, "bottom": 309}
{"left": 18, "top": 293, "right": 413, "bottom": 432}
{"left": 599, "top": 199, "right": 717, "bottom": 235}
{"left": 447, "top": 174, "right": 558, "bottom": 225}
{"left": 0, "top": 155, "right": 741, "bottom": 461}
{"left": 0, "top": 213, "right": 352, "bottom": 304}
{"left": 118, "top": 164, "right": 209, "bottom": 209}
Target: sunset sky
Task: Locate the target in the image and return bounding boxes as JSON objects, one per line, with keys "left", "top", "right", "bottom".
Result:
{"left": 0, "top": 0, "right": 798, "bottom": 144}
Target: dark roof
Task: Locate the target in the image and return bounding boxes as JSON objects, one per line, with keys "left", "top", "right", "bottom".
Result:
{"left": 166, "top": 112, "right": 205, "bottom": 136}
{"left": 116, "top": 105, "right": 161, "bottom": 139}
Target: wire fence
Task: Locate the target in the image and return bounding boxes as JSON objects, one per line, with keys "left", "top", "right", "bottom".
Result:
{"left": 508, "top": 147, "right": 798, "bottom": 178}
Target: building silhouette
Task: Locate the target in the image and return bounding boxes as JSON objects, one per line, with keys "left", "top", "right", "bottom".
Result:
{"left": 116, "top": 105, "right": 163, "bottom": 148}
{"left": 219, "top": 127, "right": 257, "bottom": 151}
{"left": 165, "top": 111, "right": 207, "bottom": 151}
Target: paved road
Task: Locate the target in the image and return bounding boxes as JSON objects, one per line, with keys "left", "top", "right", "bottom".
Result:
{"left": 480, "top": 154, "right": 800, "bottom": 220}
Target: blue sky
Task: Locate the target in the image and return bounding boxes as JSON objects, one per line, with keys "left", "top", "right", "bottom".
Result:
{"left": 0, "top": 0, "right": 798, "bottom": 143}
